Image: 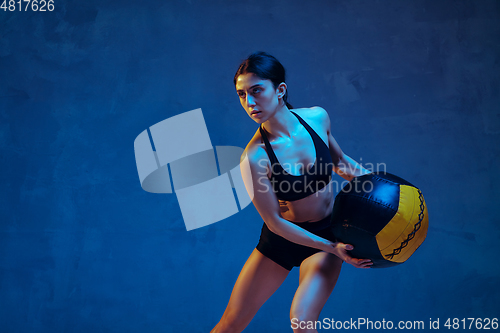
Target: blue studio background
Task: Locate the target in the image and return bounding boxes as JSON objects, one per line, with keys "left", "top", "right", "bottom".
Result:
{"left": 1, "top": 0, "right": 499, "bottom": 332}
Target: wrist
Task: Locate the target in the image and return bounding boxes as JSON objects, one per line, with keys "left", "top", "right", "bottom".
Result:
{"left": 319, "top": 240, "right": 336, "bottom": 252}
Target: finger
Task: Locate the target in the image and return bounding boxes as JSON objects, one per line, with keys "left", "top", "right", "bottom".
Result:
{"left": 357, "top": 259, "right": 372, "bottom": 264}
{"left": 349, "top": 258, "right": 373, "bottom": 268}
{"left": 357, "top": 259, "right": 373, "bottom": 266}
{"left": 358, "top": 261, "right": 373, "bottom": 268}
{"left": 338, "top": 242, "right": 354, "bottom": 251}
{"left": 354, "top": 264, "right": 372, "bottom": 268}
{"left": 333, "top": 241, "right": 354, "bottom": 250}
{"left": 343, "top": 252, "right": 370, "bottom": 263}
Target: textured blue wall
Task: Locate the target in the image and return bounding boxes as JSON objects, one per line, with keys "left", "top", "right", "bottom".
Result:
{"left": 1, "top": 0, "right": 499, "bottom": 332}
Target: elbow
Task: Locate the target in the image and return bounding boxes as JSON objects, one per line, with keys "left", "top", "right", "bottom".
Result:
{"left": 265, "top": 221, "right": 278, "bottom": 234}
{"left": 263, "top": 215, "right": 283, "bottom": 235}
{"left": 331, "top": 151, "right": 344, "bottom": 168}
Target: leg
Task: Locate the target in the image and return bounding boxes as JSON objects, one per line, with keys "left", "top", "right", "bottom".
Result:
{"left": 290, "top": 252, "right": 342, "bottom": 333}
{"left": 211, "top": 248, "right": 290, "bottom": 333}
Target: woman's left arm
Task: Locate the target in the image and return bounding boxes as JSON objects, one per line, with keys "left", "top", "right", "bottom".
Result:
{"left": 315, "top": 107, "right": 371, "bottom": 181}
{"left": 329, "top": 139, "right": 370, "bottom": 181}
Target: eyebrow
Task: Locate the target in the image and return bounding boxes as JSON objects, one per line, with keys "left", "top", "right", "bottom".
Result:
{"left": 236, "top": 83, "right": 264, "bottom": 92}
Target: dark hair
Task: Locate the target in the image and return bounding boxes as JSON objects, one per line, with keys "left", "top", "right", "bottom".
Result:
{"left": 234, "top": 51, "right": 293, "bottom": 109}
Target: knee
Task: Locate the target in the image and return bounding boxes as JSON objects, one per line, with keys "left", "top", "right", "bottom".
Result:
{"left": 310, "top": 254, "right": 342, "bottom": 277}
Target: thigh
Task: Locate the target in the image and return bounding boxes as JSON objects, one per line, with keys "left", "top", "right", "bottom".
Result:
{"left": 214, "top": 248, "right": 290, "bottom": 332}
{"left": 290, "top": 252, "right": 342, "bottom": 321}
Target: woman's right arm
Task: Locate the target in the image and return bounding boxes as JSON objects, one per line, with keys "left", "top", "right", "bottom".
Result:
{"left": 240, "top": 147, "right": 372, "bottom": 269}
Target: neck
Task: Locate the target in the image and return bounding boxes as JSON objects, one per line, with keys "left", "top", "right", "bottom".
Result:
{"left": 262, "top": 105, "right": 297, "bottom": 138}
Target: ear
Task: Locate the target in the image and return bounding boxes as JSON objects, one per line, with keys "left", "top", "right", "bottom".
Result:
{"left": 277, "top": 82, "right": 287, "bottom": 98}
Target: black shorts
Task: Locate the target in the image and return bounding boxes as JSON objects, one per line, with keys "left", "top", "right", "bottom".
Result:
{"left": 255, "top": 214, "right": 336, "bottom": 271}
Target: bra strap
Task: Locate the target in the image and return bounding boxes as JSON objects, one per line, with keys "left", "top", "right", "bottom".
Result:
{"left": 290, "top": 111, "right": 328, "bottom": 149}
{"left": 290, "top": 111, "right": 324, "bottom": 145}
{"left": 259, "top": 126, "right": 280, "bottom": 165}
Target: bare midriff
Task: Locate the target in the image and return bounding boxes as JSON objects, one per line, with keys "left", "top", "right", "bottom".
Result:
{"left": 278, "top": 180, "right": 336, "bottom": 223}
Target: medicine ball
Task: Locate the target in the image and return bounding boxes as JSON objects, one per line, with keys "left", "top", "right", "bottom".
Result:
{"left": 331, "top": 172, "right": 428, "bottom": 268}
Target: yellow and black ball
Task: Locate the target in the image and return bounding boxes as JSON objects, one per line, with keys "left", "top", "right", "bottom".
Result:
{"left": 331, "top": 172, "right": 428, "bottom": 268}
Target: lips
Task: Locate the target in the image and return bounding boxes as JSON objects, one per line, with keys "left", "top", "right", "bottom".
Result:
{"left": 251, "top": 110, "right": 261, "bottom": 116}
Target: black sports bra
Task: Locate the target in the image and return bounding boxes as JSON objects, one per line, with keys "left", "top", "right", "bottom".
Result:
{"left": 259, "top": 111, "right": 333, "bottom": 201}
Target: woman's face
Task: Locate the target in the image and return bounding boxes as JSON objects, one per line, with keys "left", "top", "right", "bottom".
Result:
{"left": 235, "top": 73, "right": 282, "bottom": 123}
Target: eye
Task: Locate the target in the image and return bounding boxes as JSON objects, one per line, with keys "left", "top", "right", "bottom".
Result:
{"left": 252, "top": 87, "right": 262, "bottom": 94}
{"left": 237, "top": 91, "right": 246, "bottom": 98}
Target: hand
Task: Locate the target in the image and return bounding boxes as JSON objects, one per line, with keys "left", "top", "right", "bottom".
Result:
{"left": 278, "top": 200, "right": 289, "bottom": 214}
{"left": 330, "top": 242, "right": 373, "bottom": 269}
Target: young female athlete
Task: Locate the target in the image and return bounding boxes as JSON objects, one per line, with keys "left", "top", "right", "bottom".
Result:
{"left": 211, "top": 52, "right": 372, "bottom": 333}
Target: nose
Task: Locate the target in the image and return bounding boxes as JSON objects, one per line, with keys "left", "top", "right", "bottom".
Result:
{"left": 246, "top": 94, "right": 256, "bottom": 107}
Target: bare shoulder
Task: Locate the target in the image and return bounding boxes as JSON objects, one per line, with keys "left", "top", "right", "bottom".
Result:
{"left": 292, "top": 106, "right": 332, "bottom": 135}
